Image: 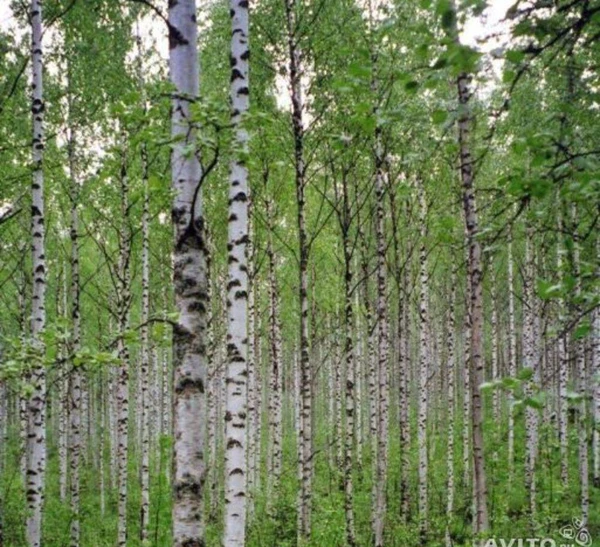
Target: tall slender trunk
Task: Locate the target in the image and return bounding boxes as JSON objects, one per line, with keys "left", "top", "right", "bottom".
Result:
{"left": 246, "top": 218, "right": 257, "bottom": 517}
{"left": 462, "top": 262, "right": 471, "bottom": 492}
{"left": 139, "top": 138, "right": 151, "bottom": 542}
{"left": 108, "top": 346, "right": 117, "bottom": 490}
{"left": 58, "top": 269, "right": 68, "bottom": 502}
{"left": 523, "top": 227, "right": 538, "bottom": 521}
{"left": 354, "top": 289, "right": 364, "bottom": 470}
{"left": 334, "top": 326, "right": 343, "bottom": 469}
{"left": 339, "top": 174, "right": 356, "bottom": 546}
{"left": 283, "top": 0, "right": 312, "bottom": 538}
{"left": 446, "top": 270, "right": 457, "bottom": 547}
{"left": 224, "top": 0, "right": 250, "bottom": 541}
{"left": 67, "top": 86, "right": 82, "bottom": 547}
{"left": 161, "top": 312, "right": 171, "bottom": 441}
{"left": 401, "top": 265, "right": 411, "bottom": 519}
{"left": 116, "top": 146, "right": 131, "bottom": 547}
{"left": 557, "top": 212, "right": 569, "bottom": 487}
{"left": 388, "top": 179, "right": 409, "bottom": 521}
{"left": 455, "top": 49, "right": 489, "bottom": 537}
{"left": 266, "top": 198, "right": 283, "bottom": 505}
{"left": 491, "top": 281, "right": 499, "bottom": 423}
{"left": 507, "top": 230, "right": 517, "bottom": 483}
{"left": 99, "top": 379, "right": 106, "bottom": 516}
{"left": 593, "top": 238, "right": 600, "bottom": 488}
{"left": 26, "top": 1, "right": 47, "bottom": 544}
{"left": 417, "top": 180, "right": 429, "bottom": 542}
{"left": 371, "top": 126, "right": 389, "bottom": 547}
{"left": 251, "top": 282, "right": 262, "bottom": 495}
{"left": 572, "top": 204, "right": 589, "bottom": 524}
{"left": 169, "top": 1, "right": 207, "bottom": 544}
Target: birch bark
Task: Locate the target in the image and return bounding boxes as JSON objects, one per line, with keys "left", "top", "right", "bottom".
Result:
{"left": 224, "top": 0, "right": 250, "bottom": 540}
{"left": 26, "top": 1, "right": 47, "bottom": 543}
{"left": 169, "top": 1, "right": 208, "bottom": 543}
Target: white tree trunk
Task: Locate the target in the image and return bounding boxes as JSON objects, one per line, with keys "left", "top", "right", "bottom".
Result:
{"left": 139, "top": 140, "right": 151, "bottom": 542}
{"left": 445, "top": 270, "right": 457, "bottom": 547}
{"left": 246, "top": 230, "right": 257, "bottom": 516}
{"left": 67, "top": 101, "right": 82, "bottom": 547}
{"left": 593, "top": 238, "right": 600, "bottom": 488}
{"left": 572, "top": 204, "right": 589, "bottom": 524}
{"left": 26, "top": 1, "right": 47, "bottom": 543}
{"left": 264, "top": 198, "right": 282, "bottom": 510}
{"left": 417, "top": 180, "right": 429, "bottom": 542}
{"left": 224, "top": 0, "right": 250, "bottom": 540}
{"left": 523, "top": 228, "right": 538, "bottom": 520}
{"left": 354, "top": 289, "right": 364, "bottom": 470}
{"left": 491, "top": 282, "right": 499, "bottom": 423}
{"left": 58, "top": 270, "right": 68, "bottom": 503}
{"left": 507, "top": 230, "right": 517, "bottom": 483}
{"left": 283, "top": 0, "right": 313, "bottom": 537}
{"left": 455, "top": 57, "right": 489, "bottom": 535}
{"left": 169, "top": 0, "right": 208, "bottom": 543}
{"left": 371, "top": 127, "right": 389, "bottom": 547}
{"left": 116, "top": 147, "right": 131, "bottom": 547}
{"left": 334, "top": 329, "right": 343, "bottom": 469}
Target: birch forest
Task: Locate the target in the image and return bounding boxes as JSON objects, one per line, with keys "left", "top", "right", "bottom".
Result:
{"left": 1, "top": 0, "right": 600, "bottom": 546}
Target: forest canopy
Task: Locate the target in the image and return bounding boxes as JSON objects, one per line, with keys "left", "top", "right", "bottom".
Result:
{"left": 0, "top": 0, "right": 599, "bottom": 546}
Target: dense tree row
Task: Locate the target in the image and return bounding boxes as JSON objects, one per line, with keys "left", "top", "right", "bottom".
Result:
{"left": 0, "top": 0, "right": 599, "bottom": 546}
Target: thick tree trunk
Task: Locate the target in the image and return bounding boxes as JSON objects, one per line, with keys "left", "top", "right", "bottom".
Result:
{"left": 169, "top": 1, "right": 208, "bottom": 544}
{"left": 224, "top": 0, "right": 250, "bottom": 541}
{"left": 26, "top": 1, "right": 47, "bottom": 544}
{"left": 206, "top": 257, "right": 218, "bottom": 522}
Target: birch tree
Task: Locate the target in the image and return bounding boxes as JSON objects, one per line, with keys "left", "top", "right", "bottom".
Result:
{"left": 169, "top": 1, "right": 208, "bottom": 543}
{"left": 26, "top": 1, "right": 47, "bottom": 543}
{"left": 224, "top": 0, "right": 250, "bottom": 541}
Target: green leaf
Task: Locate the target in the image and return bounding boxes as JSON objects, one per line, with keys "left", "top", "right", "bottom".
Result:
{"left": 503, "top": 69, "right": 516, "bottom": 84}
{"left": 573, "top": 322, "right": 591, "bottom": 340}
{"left": 441, "top": 8, "right": 456, "bottom": 31}
{"left": 505, "top": 49, "right": 525, "bottom": 64}
{"left": 501, "top": 377, "right": 520, "bottom": 390}
{"left": 536, "top": 279, "right": 562, "bottom": 300}
{"left": 523, "top": 396, "right": 544, "bottom": 410}
{"left": 517, "top": 368, "right": 534, "bottom": 381}
{"left": 431, "top": 109, "right": 448, "bottom": 124}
